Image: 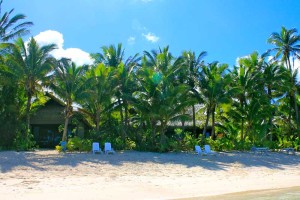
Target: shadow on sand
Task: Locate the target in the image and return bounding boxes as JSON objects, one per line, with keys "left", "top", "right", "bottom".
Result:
{"left": 0, "top": 150, "right": 299, "bottom": 173}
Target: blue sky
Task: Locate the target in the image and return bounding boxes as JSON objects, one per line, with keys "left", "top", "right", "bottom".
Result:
{"left": 5, "top": 0, "right": 300, "bottom": 65}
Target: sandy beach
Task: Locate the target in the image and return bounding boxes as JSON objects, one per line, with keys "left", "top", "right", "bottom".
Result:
{"left": 0, "top": 150, "right": 300, "bottom": 200}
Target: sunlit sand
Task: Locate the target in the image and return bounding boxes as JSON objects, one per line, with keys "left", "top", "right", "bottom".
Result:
{"left": 1, "top": 150, "right": 300, "bottom": 200}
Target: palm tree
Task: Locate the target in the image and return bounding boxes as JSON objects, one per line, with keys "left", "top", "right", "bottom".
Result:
{"left": 268, "top": 27, "right": 300, "bottom": 131}
{"left": 181, "top": 50, "right": 207, "bottom": 134}
{"left": 94, "top": 43, "right": 140, "bottom": 143}
{"left": 1, "top": 37, "right": 56, "bottom": 131}
{"left": 132, "top": 47, "right": 191, "bottom": 151}
{"left": 49, "top": 58, "right": 88, "bottom": 142}
{"left": 81, "top": 63, "right": 115, "bottom": 133}
{"left": 0, "top": 0, "right": 33, "bottom": 41}
{"left": 261, "top": 58, "right": 289, "bottom": 140}
{"left": 199, "top": 61, "right": 230, "bottom": 141}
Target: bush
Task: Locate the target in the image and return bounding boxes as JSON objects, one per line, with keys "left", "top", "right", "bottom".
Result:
{"left": 55, "top": 145, "right": 63, "bottom": 152}
{"left": 168, "top": 129, "right": 199, "bottom": 152}
{"left": 55, "top": 136, "right": 92, "bottom": 152}
{"left": 206, "top": 137, "right": 235, "bottom": 151}
{"left": 14, "top": 129, "right": 36, "bottom": 151}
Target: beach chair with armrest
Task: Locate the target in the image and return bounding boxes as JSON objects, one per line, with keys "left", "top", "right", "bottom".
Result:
{"left": 104, "top": 142, "right": 115, "bottom": 154}
{"left": 92, "top": 142, "right": 102, "bottom": 154}
{"left": 195, "top": 145, "right": 207, "bottom": 155}
{"left": 204, "top": 145, "right": 216, "bottom": 155}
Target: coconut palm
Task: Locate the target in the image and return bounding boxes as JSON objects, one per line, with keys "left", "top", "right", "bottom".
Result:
{"left": 268, "top": 27, "right": 300, "bottom": 130}
{"left": 132, "top": 47, "right": 191, "bottom": 151}
{"left": 49, "top": 58, "right": 88, "bottom": 142}
{"left": 199, "top": 61, "right": 230, "bottom": 140}
{"left": 1, "top": 37, "right": 56, "bottom": 131}
{"left": 94, "top": 43, "right": 140, "bottom": 138}
{"left": 181, "top": 50, "right": 207, "bottom": 134}
{"left": 0, "top": 0, "right": 33, "bottom": 41}
{"left": 261, "top": 58, "right": 289, "bottom": 140}
{"left": 81, "top": 63, "right": 115, "bottom": 133}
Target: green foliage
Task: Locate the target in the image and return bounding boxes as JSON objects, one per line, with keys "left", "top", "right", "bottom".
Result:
{"left": 2, "top": 25, "right": 300, "bottom": 153}
{"left": 168, "top": 129, "right": 199, "bottom": 152}
{"left": 65, "top": 136, "right": 92, "bottom": 152}
{"left": 55, "top": 145, "right": 63, "bottom": 152}
{"left": 205, "top": 137, "right": 235, "bottom": 151}
{"left": 13, "top": 129, "right": 36, "bottom": 151}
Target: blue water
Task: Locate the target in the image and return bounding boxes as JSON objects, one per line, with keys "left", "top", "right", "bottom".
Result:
{"left": 177, "top": 187, "right": 300, "bottom": 200}
{"left": 207, "top": 187, "right": 300, "bottom": 200}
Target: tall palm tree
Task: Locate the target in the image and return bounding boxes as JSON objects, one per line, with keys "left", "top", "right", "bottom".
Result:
{"left": 94, "top": 43, "right": 140, "bottom": 138}
{"left": 49, "top": 58, "right": 88, "bottom": 142}
{"left": 81, "top": 63, "right": 115, "bottom": 133}
{"left": 133, "top": 47, "right": 191, "bottom": 151}
{"left": 0, "top": 0, "right": 33, "bottom": 41}
{"left": 268, "top": 27, "right": 300, "bottom": 131}
{"left": 199, "top": 61, "right": 230, "bottom": 140}
{"left": 1, "top": 37, "right": 56, "bottom": 131}
{"left": 261, "top": 58, "right": 289, "bottom": 140}
{"left": 181, "top": 50, "right": 207, "bottom": 134}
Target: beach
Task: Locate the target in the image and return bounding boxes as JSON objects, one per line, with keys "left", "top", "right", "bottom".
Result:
{"left": 0, "top": 150, "right": 300, "bottom": 200}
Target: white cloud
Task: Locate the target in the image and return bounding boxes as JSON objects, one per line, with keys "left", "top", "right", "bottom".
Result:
{"left": 33, "top": 30, "right": 93, "bottom": 66}
{"left": 142, "top": 32, "right": 159, "bottom": 43}
{"left": 34, "top": 30, "right": 64, "bottom": 49}
{"left": 52, "top": 48, "right": 93, "bottom": 66}
{"left": 293, "top": 59, "right": 300, "bottom": 81}
{"left": 127, "top": 36, "right": 136, "bottom": 45}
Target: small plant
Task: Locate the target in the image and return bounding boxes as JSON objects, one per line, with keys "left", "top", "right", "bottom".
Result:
{"left": 55, "top": 145, "right": 63, "bottom": 152}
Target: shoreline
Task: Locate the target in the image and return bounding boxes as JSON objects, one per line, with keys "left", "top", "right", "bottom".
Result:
{"left": 1, "top": 150, "right": 300, "bottom": 199}
{"left": 176, "top": 186, "right": 300, "bottom": 200}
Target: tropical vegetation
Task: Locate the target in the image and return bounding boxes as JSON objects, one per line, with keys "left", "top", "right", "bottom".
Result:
{"left": 1, "top": 1, "right": 300, "bottom": 152}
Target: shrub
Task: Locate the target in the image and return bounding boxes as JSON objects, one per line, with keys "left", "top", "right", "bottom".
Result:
{"left": 14, "top": 129, "right": 36, "bottom": 151}
{"left": 55, "top": 136, "right": 92, "bottom": 152}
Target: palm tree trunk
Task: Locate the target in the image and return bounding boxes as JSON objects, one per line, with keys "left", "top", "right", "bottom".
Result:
{"left": 118, "top": 97, "right": 124, "bottom": 124}
{"left": 293, "top": 92, "right": 299, "bottom": 130}
{"left": 160, "top": 121, "right": 167, "bottom": 151}
{"left": 192, "top": 105, "right": 196, "bottom": 135}
{"left": 95, "top": 110, "right": 100, "bottom": 133}
{"left": 62, "top": 117, "right": 69, "bottom": 142}
{"left": 151, "top": 119, "right": 156, "bottom": 147}
{"left": 241, "top": 117, "right": 244, "bottom": 142}
{"left": 267, "top": 87, "right": 273, "bottom": 141}
{"left": 26, "top": 92, "right": 32, "bottom": 132}
{"left": 62, "top": 103, "right": 72, "bottom": 142}
{"left": 124, "top": 100, "right": 129, "bottom": 127}
{"left": 287, "top": 58, "right": 299, "bottom": 131}
{"left": 202, "top": 108, "right": 210, "bottom": 143}
{"left": 211, "top": 106, "right": 216, "bottom": 139}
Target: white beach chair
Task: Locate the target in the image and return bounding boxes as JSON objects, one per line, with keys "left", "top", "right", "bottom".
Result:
{"left": 104, "top": 142, "right": 115, "bottom": 154}
{"left": 195, "top": 145, "right": 207, "bottom": 155}
{"left": 204, "top": 145, "right": 216, "bottom": 155}
{"left": 92, "top": 142, "right": 102, "bottom": 154}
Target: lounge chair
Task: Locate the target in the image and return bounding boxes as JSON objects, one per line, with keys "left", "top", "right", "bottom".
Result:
{"left": 251, "top": 146, "right": 269, "bottom": 154}
{"left": 195, "top": 145, "right": 207, "bottom": 155}
{"left": 92, "top": 142, "right": 102, "bottom": 154}
{"left": 104, "top": 142, "right": 115, "bottom": 154}
{"left": 204, "top": 145, "right": 216, "bottom": 155}
{"left": 280, "top": 148, "right": 295, "bottom": 155}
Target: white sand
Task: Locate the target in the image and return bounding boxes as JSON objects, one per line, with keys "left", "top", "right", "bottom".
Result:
{"left": 0, "top": 150, "right": 300, "bottom": 200}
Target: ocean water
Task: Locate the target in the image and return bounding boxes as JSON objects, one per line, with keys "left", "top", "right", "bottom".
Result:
{"left": 178, "top": 187, "right": 300, "bottom": 200}
{"left": 217, "top": 188, "right": 300, "bottom": 200}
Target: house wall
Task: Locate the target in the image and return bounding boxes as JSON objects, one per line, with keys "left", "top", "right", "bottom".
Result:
{"left": 31, "top": 100, "right": 65, "bottom": 124}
